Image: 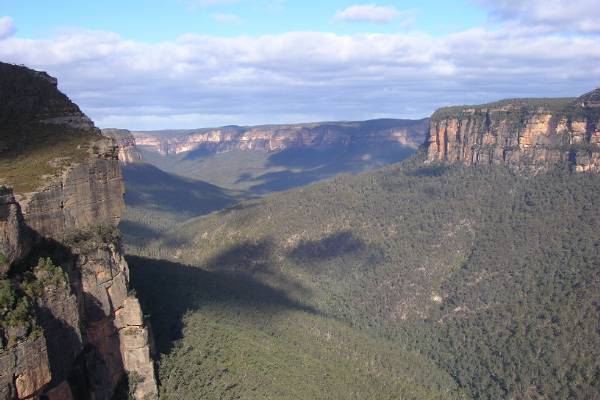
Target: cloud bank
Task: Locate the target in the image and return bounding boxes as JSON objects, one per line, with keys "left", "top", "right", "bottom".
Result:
{"left": 0, "top": 7, "right": 598, "bottom": 130}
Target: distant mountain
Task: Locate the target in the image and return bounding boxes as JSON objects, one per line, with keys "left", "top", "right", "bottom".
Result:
{"left": 132, "top": 118, "right": 429, "bottom": 156}
{"left": 104, "top": 119, "right": 429, "bottom": 201}
{"left": 104, "top": 119, "right": 429, "bottom": 244}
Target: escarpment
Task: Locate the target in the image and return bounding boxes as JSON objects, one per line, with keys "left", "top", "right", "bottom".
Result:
{"left": 424, "top": 89, "right": 600, "bottom": 172}
{"left": 132, "top": 118, "right": 429, "bottom": 156}
{"left": 0, "top": 63, "right": 157, "bottom": 399}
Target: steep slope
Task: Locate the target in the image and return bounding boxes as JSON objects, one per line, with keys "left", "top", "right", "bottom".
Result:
{"left": 0, "top": 63, "right": 156, "bottom": 400}
{"left": 120, "top": 163, "right": 239, "bottom": 248}
{"left": 133, "top": 159, "right": 600, "bottom": 399}
{"left": 425, "top": 89, "right": 600, "bottom": 171}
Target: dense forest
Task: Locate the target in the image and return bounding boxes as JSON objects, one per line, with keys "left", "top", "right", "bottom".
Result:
{"left": 124, "top": 157, "right": 600, "bottom": 399}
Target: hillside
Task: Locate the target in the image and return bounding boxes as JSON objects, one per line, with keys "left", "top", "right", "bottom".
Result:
{"left": 118, "top": 93, "right": 600, "bottom": 399}
{"left": 107, "top": 120, "right": 427, "bottom": 247}
{"left": 120, "top": 163, "right": 239, "bottom": 247}
{"left": 132, "top": 157, "right": 600, "bottom": 399}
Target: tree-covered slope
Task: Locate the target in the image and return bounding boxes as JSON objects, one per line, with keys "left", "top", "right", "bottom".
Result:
{"left": 120, "top": 163, "right": 240, "bottom": 248}
{"left": 128, "top": 257, "right": 465, "bottom": 400}
{"left": 131, "top": 159, "right": 600, "bottom": 399}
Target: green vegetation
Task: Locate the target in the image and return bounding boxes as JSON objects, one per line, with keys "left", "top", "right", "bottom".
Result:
{"left": 1, "top": 257, "right": 68, "bottom": 349}
{"left": 64, "top": 224, "right": 122, "bottom": 249}
{"left": 0, "top": 277, "right": 35, "bottom": 348}
{"left": 122, "top": 143, "right": 418, "bottom": 246}
{"left": 113, "top": 371, "right": 146, "bottom": 400}
{"left": 137, "top": 143, "right": 417, "bottom": 194}
{"left": 0, "top": 124, "right": 99, "bottom": 193}
{"left": 128, "top": 256, "right": 465, "bottom": 400}
{"left": 431, "top": 97, "right": 577, "bottom": 119}
{"left": 128, "top": 159, "right": 600, "bottom": 399}
{"left": 23, "top": 257, "right": 69, "bottom": 296}
{"left": 120, "top": 163, "right": 239, "bottom": 248}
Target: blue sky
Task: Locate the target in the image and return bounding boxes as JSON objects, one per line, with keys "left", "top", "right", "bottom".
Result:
{"left": 0, "top": 1, "right": 599, "bottom": 129}
{"left": 3, "top": 1, "right": 487, "bottom": 40}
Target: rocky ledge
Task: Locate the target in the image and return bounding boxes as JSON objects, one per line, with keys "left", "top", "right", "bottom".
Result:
{"left": 424, "top": 89, "right": 600, "bottom": 172}
{"left": 0, "top": 63, "right": 157, "bottom": 400}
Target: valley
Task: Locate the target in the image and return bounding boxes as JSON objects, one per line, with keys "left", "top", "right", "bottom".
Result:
{"left": 119, "top": 89, "right": 600, "bottom": 399}
{"left": 2, "top": 60, "right": 600, "bottom": 400}
{"left": 109, "top": 119, "right": 429, "bottom": 247}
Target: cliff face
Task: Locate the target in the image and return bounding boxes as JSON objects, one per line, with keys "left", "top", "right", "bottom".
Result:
{"left": 132, "top": 118, "right": 429, "bottom": 156}
{"left": 0, "top": 63, "right": 156, "bottom": 399}
{"left": 424, "top": 89, "right": 600, "bottom": 172}
{"left": 102, "top": 129, "right": 143, "bottom": 165}
{"left": 18, "top": 142, "right": 125, "bottom": 239}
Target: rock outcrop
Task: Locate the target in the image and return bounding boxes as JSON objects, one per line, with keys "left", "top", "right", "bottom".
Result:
{"left": 0, "top": 63, "right": 157, "bottom": 399}
{"left": 424, "top": 89, "right": 600, "bottom": 172}
{"left": 102, "top": 129, "right": 143, "bottom": 165}
{"left": 17, "top": 144, "right": 125, "bottom": 239}
{"left": 0, "top": 335, "right": 51, "bottom": 400}
{"left": 0, "top": 188, "right": 30, "bottom": 277}
{"left": 132, "top": 118, "right": 429, "bottom": 156}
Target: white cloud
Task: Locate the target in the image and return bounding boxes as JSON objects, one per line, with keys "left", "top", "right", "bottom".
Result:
{"left": 335, "top": 4, "right": 401, "bottom": 24}
{"left": 0, "top": 16, "right": 16, "bottom": 40}
{"left": 0, "top": 27, "right": 598, "bottom": 130}
{"left": 212, "top": 13, "right": 242, "bottom": 24}
{"left": 475, "top": 0, "right": 600, "bottom": 33}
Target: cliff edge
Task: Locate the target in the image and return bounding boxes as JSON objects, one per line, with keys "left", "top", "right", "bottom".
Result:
{"left": 424, "top": 89, "right": 600, "bottom": 172}
{"left": 131, "top": 118, "right": 429, "bottom": 156}
{"left": 0, "top": 63, "right": 157, "bottom": 400}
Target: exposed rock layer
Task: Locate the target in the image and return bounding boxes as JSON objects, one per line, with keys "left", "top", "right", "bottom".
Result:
{"left": 18, "top": 151, "right": 125, "bottom": 239}
{"left": 131, "top": 118, "right": 429, "bottom": 156}
{"left": 0, "top": 63, "right": 156, "bottom": 399}
{"left": 102, "top": 129, "right": 143, "bottom": 165}
{"left": 0, "top": 189, "right": 30, "bottom": 277}
{"left": 424, "top": 89, "right": 600, "bottom": 172}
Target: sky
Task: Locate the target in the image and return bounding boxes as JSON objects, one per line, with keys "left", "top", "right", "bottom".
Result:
{"left": 0, "top": 0, "right": 599, "bottom": 129}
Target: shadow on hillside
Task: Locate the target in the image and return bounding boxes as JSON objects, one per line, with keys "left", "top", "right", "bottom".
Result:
{"left": 119, "top": 220, "right": 162, "bottom": 245}
{"left": 286, "top": 231, "right": 384, "bottom": 274}
{"left": 244, "top": 145, "right": 415, "bottom": 194}
{"left": 123, "top": 163, "right": 239, "bottom": 215}
{"left": 127, "top": 254, "right": 316, "bottom": 355}
{"left": 289, "top": 231, "right": 365, "bottom": 262}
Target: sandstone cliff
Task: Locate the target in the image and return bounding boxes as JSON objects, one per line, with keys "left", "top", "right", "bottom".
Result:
{"left": 424, "top": 89, "right": 600, "bottom": 172}
{"left": 0, "top": 63, "right": 156, "bottom": 400}
{"left": 102, "top": 129, "right": 143, "bottom": 165}
{"left": 132, "top": 118, "right": 429, "bottom": 156}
